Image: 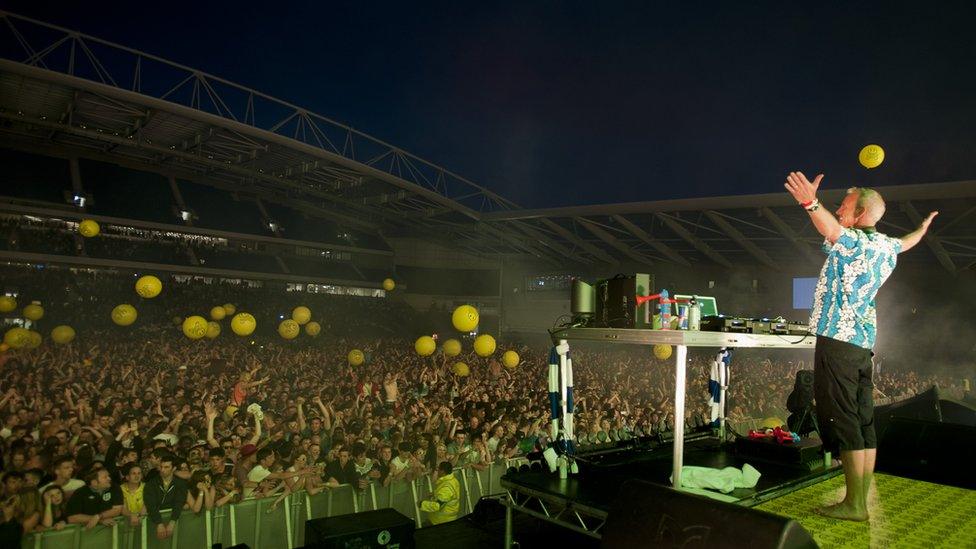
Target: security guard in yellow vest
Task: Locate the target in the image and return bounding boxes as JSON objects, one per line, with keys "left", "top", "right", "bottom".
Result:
{"left": 420, "top": 461, "right": 461, "bottom": 525}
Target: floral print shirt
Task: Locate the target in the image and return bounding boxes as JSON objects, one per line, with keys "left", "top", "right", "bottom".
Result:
{"left": 809, "top": 228, "right": 902, "bottom": 349}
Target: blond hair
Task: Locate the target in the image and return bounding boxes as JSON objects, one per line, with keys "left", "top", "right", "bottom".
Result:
{"left": 847, "top": 187, "right": 886, "bottom": 225}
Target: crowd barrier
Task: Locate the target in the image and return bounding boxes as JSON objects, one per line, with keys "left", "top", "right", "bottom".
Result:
{"left": 24, "top": 458, "right": 529, "bottom": 549}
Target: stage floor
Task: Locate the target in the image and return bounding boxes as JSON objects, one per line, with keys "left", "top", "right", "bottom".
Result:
{"left": 755, "top": 472, "right": 976, "bottom": 548}
{"left": 502, "top": 436, "right": 839, "bottom": 511}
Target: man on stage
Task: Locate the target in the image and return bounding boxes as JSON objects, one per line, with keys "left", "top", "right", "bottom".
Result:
{"left": 784, "top": 172, "right": 937, "bottom": 522}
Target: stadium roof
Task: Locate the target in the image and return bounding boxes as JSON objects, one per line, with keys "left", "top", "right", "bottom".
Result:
{"left": 2, "top": 11, "right": 975, "bottom": 272}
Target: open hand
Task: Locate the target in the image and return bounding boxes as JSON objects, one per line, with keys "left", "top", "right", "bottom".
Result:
{"left": 919, "top": 211, "right": 939, "bottom": 232}
{"left": 784, "top": 172, "right": 823, "bottom": 205}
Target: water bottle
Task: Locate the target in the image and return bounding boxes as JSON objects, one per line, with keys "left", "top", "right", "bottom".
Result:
{"left": 658, "top": 290, "right": 671, "bottom": 330}
{"left": 689, "top": 298, "right": 702, "bottom": 331}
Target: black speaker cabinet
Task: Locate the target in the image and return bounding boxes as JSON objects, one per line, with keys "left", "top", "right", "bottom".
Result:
{"left": 601, "top": 479, "right": 816, "bottom": 549}
{"left": 595, "top": 273, "right": 654, "bottom": 328}
{"left": 734, "top": 436, "right": 823, "bottom": 468}
{"left": 877, "top": 417, "right": 976, "bottom": 490}
{"left": 875, "top": 385, "right": 976, "bottom": 437}
{"left": 304, "top": 508, "right": 414, "bottom": 548}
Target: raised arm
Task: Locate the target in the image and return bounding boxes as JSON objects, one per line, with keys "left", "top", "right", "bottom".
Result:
{"left": 248, "top": 410, "right": 262, "bottom": 445}
{"left": 784, "top": 172, "right": 844, "bottom": 243}
{"left": 425, "top": 408, "right": 441, "bottom": 433}
{"left": 205, "top": 403, "right": 220, "bottom": 449}
{"left": 899, "top": 211, "right": 939, "bottom": 253}
{"left": 296, "top": 398, "right": 307, "bottom": 432}
{"left": 313, "top": 395, "right": 332, "bottom": 431}
{"left": 62, "top": 387, "right": 76, "bottom": 410}
{"left": 352, "top": 393, "right": 363, "bottom": 418}
{"left": 246, "top": 377, "right": 269, "bottom": 390}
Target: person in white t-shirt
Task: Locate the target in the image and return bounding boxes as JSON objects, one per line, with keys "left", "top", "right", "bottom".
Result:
{"left": 389, "top": 443, "right": 423, "bottom": 482}
{"left": 351, "top": 443, "right": 378, "bottom": 489}
{"left": 245, "top": 448, "right": 314, "bottom": 499}
{"left": 39, "top": 457, "right": 85, "bottom": 499}
{"left": 487, "top": 425, "right": 505, "bottom": 454}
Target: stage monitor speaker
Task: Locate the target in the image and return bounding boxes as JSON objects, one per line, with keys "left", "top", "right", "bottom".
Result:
{"left": 304, "top": 508, "right": 414, "bottom": 548}
{"left": 876, "top": 417, "right": 976, "bottom": 490}
{"left": 467, "top": 495, "right": 508, "bottom": 527}
{"left": 875, "top": 386, "right": 976, "bottom": 437}
{"left": 601, "top": 479, "right": 816, "bottom": 549}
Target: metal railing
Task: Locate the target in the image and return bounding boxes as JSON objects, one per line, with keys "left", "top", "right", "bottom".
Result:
{"left": 0, "top": 10, "right": 517, "bottom": 215}
{"left": 24, "top": 459, "right": 528, "bottom": 549}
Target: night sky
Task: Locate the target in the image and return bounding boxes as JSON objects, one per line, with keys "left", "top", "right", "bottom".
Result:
{"left": 4, "top": 1, "right": 976, "bottom": 208}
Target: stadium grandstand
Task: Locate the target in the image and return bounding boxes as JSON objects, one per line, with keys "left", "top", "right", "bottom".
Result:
{"left": 0, "top": 10, "right": 974, "bottom": 549}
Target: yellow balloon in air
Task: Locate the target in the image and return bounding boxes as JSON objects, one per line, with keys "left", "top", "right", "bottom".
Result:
{"left": 502, "top": 350, "right": 520, "bottom": 368}
{"left": 473, "top": 334, "right": 496, "bottom": 357}
{"left": 23, "top": 303, "right": 44, "bottom": 321}
{"left": 206, "top": 321, "right": 221, "bottom": 339}
{"left": 3, "top": 327, "right": 31, "bottom": 349}
{"left": 452, "top": 362, "right": 470, "bottom": 377}
{"left": 223, "top": 303, "right": 237, "bottom": 316}
{"left": 859, "top": 144, "right": 885, "bottom": 169}
{"left": 51, "top": 325, "right": 75, "bottom": 344}
{"left": 304, "top": 321, "right": 321, "bottom": 337}
{"left": 78, "top": 219, "right": 100, "bottom": 238}
{"left": 135, "top": 275, "right": 162, "bottom": 298}
{"left": 382, "top": 278, "right": 396, "bottom": 291}
{"left": 278, "top": 319, "right": 300, "bottom": 339}
{"left": 0, "top": 296, "right": 16, "bottom": 313}
{"left": 414, "top": 336, "right": 436, "bottom": 357}
{"left": 182, "top": 315, "right": 208, "bottom": 340}
{"left": 442, "top": 338, "right": 462, "bottom": 357}
{"left": 653, "top": 344, "right": 673, "bottom": 361}
{"left": 452, "top": 305, "right": 479, "bottom": 332}
{"left": 348, "top": 349, "right": 365, "bottom": 366}
{"left": 111, "top": 304, "right": 137, "bottom": 326}
{"left": 230, "top": 313, "right": 256, "bottom": 336}
{"left": 210, "top": 306, "right": 226, "bottom": 321}
{"left": 292, "top": 306, "right": 312, "bottom": 325}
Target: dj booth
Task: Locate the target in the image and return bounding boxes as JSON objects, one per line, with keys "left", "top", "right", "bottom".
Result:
{"left": 547, "top": 327, "right": 815, "bottom": 488}
{"left": 500, "top": 327, "right": 819, "bottom": 547}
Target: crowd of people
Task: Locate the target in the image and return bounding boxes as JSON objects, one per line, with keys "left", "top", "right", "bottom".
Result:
{"left": 0, "top": 272, "right": 969, "bottom": 541}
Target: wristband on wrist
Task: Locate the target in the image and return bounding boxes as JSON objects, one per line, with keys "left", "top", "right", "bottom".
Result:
{"left": 804, "top": 199, "right": 820, "bottom": 212}
{"left": 799, "top": 199, "right": 815, "bottom": 208}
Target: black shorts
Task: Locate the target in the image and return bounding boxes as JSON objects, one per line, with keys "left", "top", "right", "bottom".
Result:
{"left": 813, "top": 335, "right": 876, "bottom": 453}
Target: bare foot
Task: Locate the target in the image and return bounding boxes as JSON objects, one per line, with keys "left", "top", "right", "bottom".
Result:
{"left": 816, "top": 501, "right": 869, "bottom": 522}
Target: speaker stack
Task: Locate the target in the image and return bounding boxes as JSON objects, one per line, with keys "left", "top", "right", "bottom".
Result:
{"left": 601, "top": 479, "right": 816, "bottom": 548}
{"left": 875, "top": 385, "right": 976, "bottom": 489}
{"left": 303, "top": 509, "right": 414, "bottom": 548}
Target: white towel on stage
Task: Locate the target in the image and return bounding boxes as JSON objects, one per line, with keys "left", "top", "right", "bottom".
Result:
{"left": 669, "top": 463, "right": 761, "bottom": 494}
